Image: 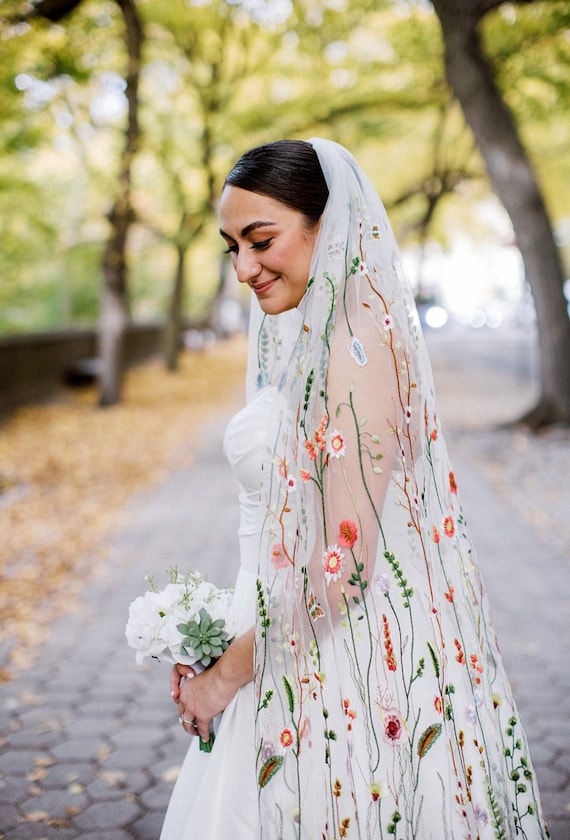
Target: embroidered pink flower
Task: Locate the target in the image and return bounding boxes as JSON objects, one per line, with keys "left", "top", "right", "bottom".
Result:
{"left": 299, "top": 469, "right": 311, "bottom": 482}
{"left": 338, "top": 520, "right": 358, "bottom": 549}
{"left": 358, "top": 260, "right": 368, "bottom": 275}
{"left": 443, "top": 516, "right": 455, "bottom": 538}
{"left": 271, "top": 543, "right": 289, "bottom": 570}
{"left": 280, "top": 728, "right": 294, "bottom": 748}
{"left": 323, "top": 544, "right": 345, "bottom": 584}
{"left": 328, "top": 429, "right": 346, "bottom": 458}
{"left": 276, "top": 457, "right": 288, "bottom": 479}
{"left": 404, "top": 405, "right": 412, "bottom": 424}
{"left": 382, "top": 708, "right": 406, "bottom": 745}
{"left": 382, "top": 314, "right": 394, "bottom": 331}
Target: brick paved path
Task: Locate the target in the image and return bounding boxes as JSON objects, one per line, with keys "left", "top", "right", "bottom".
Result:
{"left": 1, "top": 329, "right": 568, "bottom": 839}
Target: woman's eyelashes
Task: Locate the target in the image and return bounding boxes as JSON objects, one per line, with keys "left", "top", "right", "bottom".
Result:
{"left": 251, "top": 238, "right": 272, "bottom": 251}
{"left": 223, "top": 238, "right": 273, "bottom": 256}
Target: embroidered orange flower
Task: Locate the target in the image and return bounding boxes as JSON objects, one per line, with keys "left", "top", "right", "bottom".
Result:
{"left": 443, "top": 516, "right": 455, "bottom": 538}
{"left": 432, "top": 526, "right": 441, "bottom": 544}
{"left": 449, "top": 471, "right": 458, "bottom": 494}
{"left": 304, "top": 439, "right": 317, "bottom": 461}
{"left": 314, "top": 414, "right": 329, "bottom": 451}
{"left": 299, "top": 469, "right": 311, "bottom": 482}
{"left": 434, "top": 696, "right": 443, "bottom": 714}
{"left": 338, "top": 520, "right": 358, "bottom": 549}
{"left": 444, "top": 586, "right": 454, "bottom": 603}
{"left": 280, "top": 728, "right": 294, "bottom": 748}
{"left": 382, "top": 614, "right": 397, "bottom": 672}
{"left": 454, "top": 638, "right": 466, "bottom": 665}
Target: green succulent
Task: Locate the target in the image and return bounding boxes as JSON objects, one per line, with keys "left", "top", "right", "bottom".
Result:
{"left": 178, "top": 608, "right": 231, "bottom": 667}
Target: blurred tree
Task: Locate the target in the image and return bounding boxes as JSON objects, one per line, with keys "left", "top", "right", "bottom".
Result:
{"left": 431, "top": 0, "right": 570, "bottom": 426}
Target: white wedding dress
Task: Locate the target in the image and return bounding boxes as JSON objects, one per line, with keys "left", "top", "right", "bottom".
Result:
{"left": 160, "top": 388, "right": 281, "bottom": 839}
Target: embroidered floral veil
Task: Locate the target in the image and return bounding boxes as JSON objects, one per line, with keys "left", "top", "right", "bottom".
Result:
{"left": 245, "top": 139, "right": 547, "bottom": 839}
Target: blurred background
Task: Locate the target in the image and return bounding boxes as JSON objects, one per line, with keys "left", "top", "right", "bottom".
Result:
{"left": 0, "top": 0, "right": 569, "bottom": 413}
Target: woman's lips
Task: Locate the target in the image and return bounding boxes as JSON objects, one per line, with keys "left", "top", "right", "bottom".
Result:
{"left": 251, "top": 277, "right": 278, "bottom": 295}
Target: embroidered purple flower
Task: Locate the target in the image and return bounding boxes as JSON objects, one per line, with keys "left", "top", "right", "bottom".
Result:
{"left": 474, "top": 804, "right": 489, "bottom": 826}
{"left": 374, "top": 574, "right": 390, "bottom": 594}
{"left": 327, "top": 237, "right": 344, "bottom": 259}
{"left": 349, "top": 336, "right": 368, "bottom": 366}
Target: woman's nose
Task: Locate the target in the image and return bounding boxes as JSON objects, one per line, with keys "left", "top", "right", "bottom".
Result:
{"left": 235, "top": 249, "right": 262, "bottom": 284}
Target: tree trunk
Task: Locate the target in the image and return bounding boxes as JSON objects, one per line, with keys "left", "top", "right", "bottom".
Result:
{"left": 164, "top": 244, "right": 186, "bottom": 372}
{"left": 98, "top": 0, "right": 142, "bottom": 406}
{"left": 432, "top": 0, "right": 570, "bottom": 426}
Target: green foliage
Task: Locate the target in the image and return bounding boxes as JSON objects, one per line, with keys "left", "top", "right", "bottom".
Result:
{"left": 0, "top": 0, "right": 568, "bottom": 335}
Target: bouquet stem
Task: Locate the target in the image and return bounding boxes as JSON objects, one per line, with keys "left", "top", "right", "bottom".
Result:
{"left": 199, "top": 732, "right": 216, "bottom": 753}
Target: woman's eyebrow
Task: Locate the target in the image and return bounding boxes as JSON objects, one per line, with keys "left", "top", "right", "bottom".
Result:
{"left": 219, "top": 221, "right": 275, "bottom": 240}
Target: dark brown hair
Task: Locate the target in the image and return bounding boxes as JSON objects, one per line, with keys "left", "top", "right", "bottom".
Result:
{"left": 224, "top": 140, "right": 329, "bottom": 229}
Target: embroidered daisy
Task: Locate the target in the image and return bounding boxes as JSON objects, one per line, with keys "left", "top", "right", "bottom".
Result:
{"left": 327, "top": 429, "right": 346, "bottom": 458}
{"left": 323, "top": 544, "right": 345, "bottom": 584}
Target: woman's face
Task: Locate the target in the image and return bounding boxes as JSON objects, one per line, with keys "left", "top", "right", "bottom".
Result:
{"left": 219, "top": 185, "right": 319, "bottom": 315}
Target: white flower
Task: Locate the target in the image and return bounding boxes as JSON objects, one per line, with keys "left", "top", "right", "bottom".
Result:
{"left": 327, "top": 429, "right": 346, "bottom": 458}
{"left": 382, "top": 314, "right": 394, "bottom": 331}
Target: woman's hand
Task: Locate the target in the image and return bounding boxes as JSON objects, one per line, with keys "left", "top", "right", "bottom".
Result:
{"left": 172, "top": 628, "right": 255, "bottom": 741}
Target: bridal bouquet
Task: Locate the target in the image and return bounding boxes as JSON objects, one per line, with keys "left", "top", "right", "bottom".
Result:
{"left": 126, "top": 568, "right": 235, "bottom": 666}
{"left": 125, "top": 568, "right": 235, "bottom": 751}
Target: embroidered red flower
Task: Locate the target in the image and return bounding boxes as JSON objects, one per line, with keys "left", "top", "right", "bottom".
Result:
{"left": 444, "top": 586, "right": 454, "bottom": 603}
{"left": 432, "top": 525, "right": 441, "bottom": 544}
{"left": 338, "top": 520, "right": 358, "bottom": 549}
{"left": 449, "top": 471, "right": 458, "bottom": 494}
{"left": 383, "top": 708, "right": 406, "bottom": 745}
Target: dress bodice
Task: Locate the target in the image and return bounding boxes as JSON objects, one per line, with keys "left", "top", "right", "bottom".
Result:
{"left": 223, "top": 388, "right": 285, "bottom": 573}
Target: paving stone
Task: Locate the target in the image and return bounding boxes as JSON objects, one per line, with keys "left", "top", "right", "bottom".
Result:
{"left": 74, "top": 799, "right": 141, "bottom": 831}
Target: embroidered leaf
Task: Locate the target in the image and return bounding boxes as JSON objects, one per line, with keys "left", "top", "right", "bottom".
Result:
{"left": 282, "top": 675, "right": 295, "bottom": 713}
{"left": 417, "top": 723, "right": 442, "bottom": 758}
{"left": 427, "top": 642, "right": 440, "bottom": 678}
{"left": 258, "top": 755, "right": 284, "bottom": 788}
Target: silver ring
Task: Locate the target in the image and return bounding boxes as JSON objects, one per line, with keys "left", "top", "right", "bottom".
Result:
{"left": 179, "top": 715, "right": 196, "bottom": 726}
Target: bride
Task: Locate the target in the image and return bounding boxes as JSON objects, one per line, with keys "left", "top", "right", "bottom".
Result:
{"left": 160, "top": 138, "right": 548, "bottom": 839}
